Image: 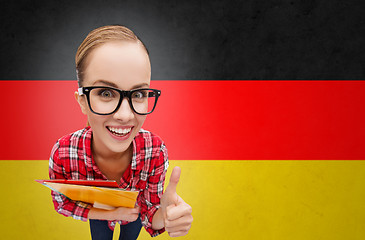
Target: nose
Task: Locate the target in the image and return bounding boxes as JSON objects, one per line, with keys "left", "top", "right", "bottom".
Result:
{"left": 113, "top": 98, "right": 134, "bottom": 122}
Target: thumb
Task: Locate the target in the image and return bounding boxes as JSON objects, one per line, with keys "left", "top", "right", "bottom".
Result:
{"left": 166, "top": 166, "right": 181, "bottom": 194}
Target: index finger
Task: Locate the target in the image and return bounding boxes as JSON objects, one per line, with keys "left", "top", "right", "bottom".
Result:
{"left": 166, "top": 202, "right": 192, "bottom": 221}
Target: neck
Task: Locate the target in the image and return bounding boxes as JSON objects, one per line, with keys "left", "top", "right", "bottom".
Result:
{"left": 91, "top": 142, "right": 133, "bottom": 183}
{"left": 92, "top": 140, "right": 133, "bottom": 163}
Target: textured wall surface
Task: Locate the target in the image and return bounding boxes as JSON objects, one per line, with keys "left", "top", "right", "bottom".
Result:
{"left": 1, "top": 0, "right": 365, "bottom": 80}
{"left": 1, "top": 1, "right": 365, "bottom": 239}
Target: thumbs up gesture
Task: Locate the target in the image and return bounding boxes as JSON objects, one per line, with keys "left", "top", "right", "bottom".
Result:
{"left": 160, "top": 166, "right": 193, "bottom": 237}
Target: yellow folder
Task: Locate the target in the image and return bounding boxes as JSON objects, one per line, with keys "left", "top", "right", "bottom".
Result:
{"left": 38, "top": 180, "right": 139, "bottom": 210}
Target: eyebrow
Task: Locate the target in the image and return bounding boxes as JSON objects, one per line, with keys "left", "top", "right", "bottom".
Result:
{"left": 93, "top": 80, "right": 150, "bottom": 90}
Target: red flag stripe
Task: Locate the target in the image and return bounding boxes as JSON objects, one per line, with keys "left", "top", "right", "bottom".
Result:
{"left": 1, "top": 80, "right": 365, "bottom": 160}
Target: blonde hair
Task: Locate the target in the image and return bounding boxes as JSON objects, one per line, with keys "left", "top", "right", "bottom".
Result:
{"left": 75, "top": 25, "right": 148, "bottom": 86}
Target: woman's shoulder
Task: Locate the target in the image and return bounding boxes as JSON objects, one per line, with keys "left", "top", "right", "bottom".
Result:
{"left": 56, "top": 127, "right": 92, "bottom": 147}
{"left": 135, "top": 129, "right": 168, "bottom": 171}
{"left": 135, "top": 129, "right": 168, "bottom": 160}
{"left": 136, "top": 128, "right": 165, "bottom": 146}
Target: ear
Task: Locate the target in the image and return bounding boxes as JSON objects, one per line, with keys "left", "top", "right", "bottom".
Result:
{"left": 74, "top": 91, "right": 88, "bottom": 115}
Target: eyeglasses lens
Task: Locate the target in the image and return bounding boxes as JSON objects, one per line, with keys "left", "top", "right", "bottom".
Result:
{"left": 89, "top": 88, "right": 157, "bottom": 115}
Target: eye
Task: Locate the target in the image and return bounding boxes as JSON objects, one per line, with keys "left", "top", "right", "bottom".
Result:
{"left": 132, "top": 90, "right": 147, "bottom": 99}
{"left": 98, "top": 89, "right": 115, "bottom": 98}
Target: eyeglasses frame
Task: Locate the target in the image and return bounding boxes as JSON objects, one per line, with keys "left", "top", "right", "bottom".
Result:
{"left": 78, "top": 86, "right": 161, "bottom": 115}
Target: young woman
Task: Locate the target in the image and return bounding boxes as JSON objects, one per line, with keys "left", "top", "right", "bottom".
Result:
{"left": 49, "top": 25, "right": 192, "bottom": 240}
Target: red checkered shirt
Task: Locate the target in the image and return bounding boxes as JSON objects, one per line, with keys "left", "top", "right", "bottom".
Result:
{"left": 49, "top": 127, "right": 168, "bottom": 237}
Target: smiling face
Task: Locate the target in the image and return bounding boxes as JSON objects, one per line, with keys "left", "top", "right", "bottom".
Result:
{"left": 76, "top": 41, "right": 151, "bottom": 158}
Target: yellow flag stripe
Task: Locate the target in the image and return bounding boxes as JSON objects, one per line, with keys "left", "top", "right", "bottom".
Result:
{"left": 1, "top": 160, "right": 364, "bottom": 239}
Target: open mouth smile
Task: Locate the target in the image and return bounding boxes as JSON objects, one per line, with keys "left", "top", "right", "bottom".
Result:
{"left": 106, "top": 126, "right": 133, "bottom": 137}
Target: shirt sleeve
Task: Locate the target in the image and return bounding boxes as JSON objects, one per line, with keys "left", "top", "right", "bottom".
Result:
{"left": 48, "top": 141, "right": 92, "bottom": 222}
{"left": 139, "top": 143, "right": 169, "bottom": 237}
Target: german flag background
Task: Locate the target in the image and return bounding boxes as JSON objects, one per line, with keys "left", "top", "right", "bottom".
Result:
{"left": 1, "top": 1, "right": 365, "bottom": 239}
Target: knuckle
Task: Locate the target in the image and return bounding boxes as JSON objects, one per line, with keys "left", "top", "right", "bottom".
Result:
{"left": 185, "top": 204, "right": 192, "bottom": 214}
{"left": 181, "top": 226, "right": 190, "bottom": 232}
{"left": 186, "top": 224, "right": 192, "bottom": 231}
{"left": 189, "top": 215, "right": 194, "bottom": 223}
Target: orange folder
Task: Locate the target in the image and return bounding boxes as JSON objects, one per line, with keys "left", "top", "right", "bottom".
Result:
{"left": 36, "top": 179, "right": 139, "bottom": 210}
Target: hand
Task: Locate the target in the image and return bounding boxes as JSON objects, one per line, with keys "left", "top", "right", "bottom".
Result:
{"left": 111, "top": 206, "right": 140, "bottom": 222}
{"left": 160, "top": 167, "right": 193, "bottom": 237}
{"left": 89, "top": 206, "right": 140, "bottom": 222}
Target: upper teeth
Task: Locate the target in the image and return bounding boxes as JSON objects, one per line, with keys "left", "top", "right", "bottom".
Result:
{"left": 109, "top": 127, "right": 132, "bottom": 134}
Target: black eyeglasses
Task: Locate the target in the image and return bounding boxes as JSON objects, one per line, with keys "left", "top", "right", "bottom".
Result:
{"left": 78, "top": 86, "right": 161, "bottom": 115}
